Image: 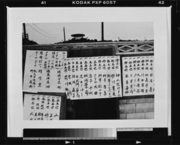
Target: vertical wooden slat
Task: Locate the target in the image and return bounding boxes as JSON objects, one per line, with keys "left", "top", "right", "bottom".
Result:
{"left": 114, "top": 45, "right": 118, "bottom": 55}
{"left": 134, "top": 44, "right": 138, "bottom": 52}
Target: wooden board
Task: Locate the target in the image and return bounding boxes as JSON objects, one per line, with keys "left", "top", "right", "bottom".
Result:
{"left": 121, "top": 55, "right": 154, "bottom": 96}
{"left": 23, "top": 92, "right": 66, "bottom": 120}
{"left": 23, "top": 50, "right": 67, "bottom": 92}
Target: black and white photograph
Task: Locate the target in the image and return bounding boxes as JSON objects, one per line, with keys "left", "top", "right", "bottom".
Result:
{"left": 22, "top": 22, "right": 154, "bottom": 120}
{"left": 7, "top": 7, "right": 170, "bottom": 138}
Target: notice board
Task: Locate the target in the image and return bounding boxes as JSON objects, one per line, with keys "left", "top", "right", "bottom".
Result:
{"left": 63, "top": 56, "right": 122, "bottom": 99}
{"left": 23, "top": 93, "right": 66, "bottom": 120}
{"left": 23, "top": 50, "right": 67, "bottom": 92}
{"left": 122, "top": 55, "right": 154, "bottom": 96}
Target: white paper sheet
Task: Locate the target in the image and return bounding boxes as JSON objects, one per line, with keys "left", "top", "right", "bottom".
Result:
{"left": 23, "top": 93, "right": 61, "bottom": 120}
{"left": 64, "top": 56, "right": 122, "bottom": 99}
{"left": 122, "top": 56, "right": 154, "bottom": 96}
{"left": 23, "top": 50, "right": 67, "bottom": 92}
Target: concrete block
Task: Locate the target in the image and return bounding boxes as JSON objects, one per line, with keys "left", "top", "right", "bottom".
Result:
{"left": 145, "top": 98, "right": 154, "bottom": 103}
{"left": 135, "top": 103, "right": 154, "bottom": 113}
{"left": 119, "top": 104, "right": 136, "bottom": 114}
{"left": 120, "top": 114, "right": 127, "bottom": 119}
{"left": 127, "top": 113, "right": 145, "bottom": 119}
{"left": 127, "top": 98, "right": 146, "bottom": 104}
{"left": 145, "top": 112, "right": 154, "bottom": 119}
{"left": 119, "top": 99, "right": 126, "bottom": 104}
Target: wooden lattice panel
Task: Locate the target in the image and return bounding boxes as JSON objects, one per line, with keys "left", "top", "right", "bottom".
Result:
{"left": 117, "top": 45, "right": 135, "bottom": 52}
{"left": 137, "top": 44, "right": 154, "bottom": 52}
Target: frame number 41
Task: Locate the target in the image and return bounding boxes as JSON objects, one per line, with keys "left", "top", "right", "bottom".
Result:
{"left": 41, "top": 1, "right": 46, "bottom": 4}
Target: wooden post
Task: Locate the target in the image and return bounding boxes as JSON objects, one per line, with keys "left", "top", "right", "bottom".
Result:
{"left": 101, "top": 22, "right": 104, "bottom": 41}
{"left": 63, "top": 27, "right": 66, "bottom": 42}
{"left": 23, "top": 23, "right": 26, "bottom": 40}
{"left": 134, "top": 44, "right": 138, "bottom": 52}
{"left": 113, "top": 45, "right": 118, "bottom": 55}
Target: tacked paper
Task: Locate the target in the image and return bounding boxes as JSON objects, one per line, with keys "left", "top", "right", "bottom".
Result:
{"left": 122, "top": 56, "right": 154, "bottom": 96}
{"left": 64, "top": 56, "right": 122, "bottom": 99}
{"left": 23, "top": 93, "right": 61, "bottom": 120}
{"left": 23, "top": 50, "right": 67, "bottom": 92}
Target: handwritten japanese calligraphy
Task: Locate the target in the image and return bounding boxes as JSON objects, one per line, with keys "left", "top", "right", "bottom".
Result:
{"left": 23, "top": 50, "right": 67, "bottom": 92}
{"left": 64, "top": 56, "right": 122, "bottom": 99}
{"left": 122, "top": 56, "right": 154, "bottom": 96}
{"left": 23, "top": 94, "right": 61, "bottom": 120}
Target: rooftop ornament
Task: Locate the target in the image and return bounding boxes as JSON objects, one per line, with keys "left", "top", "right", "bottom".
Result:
{"left": 71, "top": 33, "right": 85, "bottom": 40}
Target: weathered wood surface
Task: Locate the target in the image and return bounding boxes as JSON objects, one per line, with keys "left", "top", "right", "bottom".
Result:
{"left": 23, "top": 41, "right": 154, "bottom": 53}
